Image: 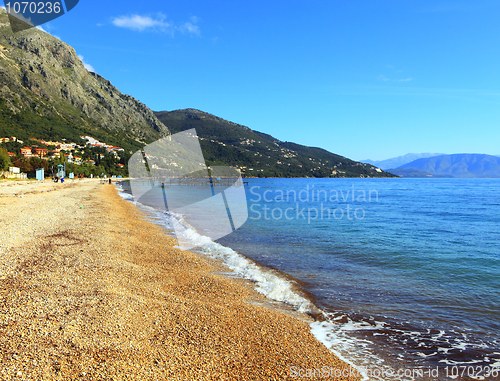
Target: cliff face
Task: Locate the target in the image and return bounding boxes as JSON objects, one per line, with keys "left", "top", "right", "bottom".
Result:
{"left": 0, "top": 8, "right": 168, "bottom": 144}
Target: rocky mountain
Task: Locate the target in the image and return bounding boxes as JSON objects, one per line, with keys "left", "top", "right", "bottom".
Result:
{"left": 155, "top": 109, "right": 396, "bottom": 178}
{"left": 0, "top": 8, "right": 168, "bottom": 150}
{"left": 392, "top": 154, "right": 500, "bottom": 178}
{"left": 363, "top": 153, "right": 444, "bottom": 170}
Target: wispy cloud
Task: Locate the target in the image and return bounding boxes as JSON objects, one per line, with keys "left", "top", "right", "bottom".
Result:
{"left": 179, "top": 16, "right": 200, "bottom": 36}
{"left": 378, "top": 75, "right": 413, "bottom": 82}
{"left": 78, "top": 54, "right": 95, "bottom": 73}
{"left": 378, "top": 66, "right": 414, "bottom": 83}
{"left": 35, "top": 24, "right": 62, "bottom": 40}
{"left": 112, "top": 13, "right": 171, "bottom": 32}
{"left": 111, "top": 13, "right": 200, "bottom": 35}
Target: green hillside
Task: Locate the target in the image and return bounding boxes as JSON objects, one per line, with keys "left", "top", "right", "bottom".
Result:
{"left": 0, "top": 97, "right": 141, "bottom": 152}
{"left": 155, "top": 109, "right": 396, "bottom": 178}
{"left": 0, "top": 7, "right": 169, "bottom": 151}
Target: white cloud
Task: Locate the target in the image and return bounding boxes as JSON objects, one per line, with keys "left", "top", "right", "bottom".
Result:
{"left": 40, "top": 28, "right": 62, "bottom": 40}
{"left": 180, "top": 16, "right": 200, "bottom": 35}
{"left": 378, "top": 75, "right": 414, "bottom": 82}
{"left": 78, "top": 54, "right": 96, "bottom": 73}
{"left": 111, "top": 13, "right": 200, "bottom": 35}
{"left": 180, "top": 21, "right": 200, "bottom": 35}
{"left": 379, "top": 66, "right": 413, "bottom": 83}
{"left": 112, "top": 13, "right": 171, "bottom": 32}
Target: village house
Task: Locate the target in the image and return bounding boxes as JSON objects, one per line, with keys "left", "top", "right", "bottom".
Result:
{"left": 107, "top": 146, "right": 124, "bottom": 153}
{"left": 0, "top": 137, "right": 19, "bottom": 143}
{"left": 34, "top": 148, "right": 48, "bottom": 157}
{"left": 58, "top": 143, "right": 76, "bottom": 151}
{"left": 20, "top": 147, "right": 32, "bottom": 157}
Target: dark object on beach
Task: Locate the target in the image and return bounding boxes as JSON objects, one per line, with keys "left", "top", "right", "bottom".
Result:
{"left": 109, "top": 178, "right": 112, "bottom": 184}
{"left": 53, "top": 176, "right": 59, "bottom": 183}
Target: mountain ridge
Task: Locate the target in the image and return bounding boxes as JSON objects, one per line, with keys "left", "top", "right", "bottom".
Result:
{"left": 155, "top": 109, "right": 396, "bottom": 178}
{"left": 391, "top": 153, "right": 500, "bottom": 178}
{"left": 363, "top": 153, "right": 445, "bottom": 170}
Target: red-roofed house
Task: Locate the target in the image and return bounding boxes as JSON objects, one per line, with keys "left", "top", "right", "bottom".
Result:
{"left": 21, "top": 147, "right": 32, "bottom": 157}
{"left": 107, "top": 146, "right": 124, "bottom": 152}
{"left": 34, "top": 148, "right": 48, "bottom": 157}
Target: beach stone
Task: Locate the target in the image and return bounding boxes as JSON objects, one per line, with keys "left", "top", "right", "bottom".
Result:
{"left": 0, "top": 179, "right": 359, "bottom": 380}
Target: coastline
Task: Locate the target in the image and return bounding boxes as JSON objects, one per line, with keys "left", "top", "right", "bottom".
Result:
{"left": 0, "top": 180, "right": 360, "bottom": 380}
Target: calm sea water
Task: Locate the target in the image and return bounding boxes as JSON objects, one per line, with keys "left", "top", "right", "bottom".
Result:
{"left": 120, "top": 178, "right": 500, "bottom": 380}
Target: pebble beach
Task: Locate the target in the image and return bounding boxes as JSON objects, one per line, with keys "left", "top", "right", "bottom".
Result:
{"left": 0, "top": 179, "right": 360, "bottom": 380}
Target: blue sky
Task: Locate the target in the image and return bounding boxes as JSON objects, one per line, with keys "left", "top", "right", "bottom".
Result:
{"left": 25, "top": 1, "right": 500, "bottom": 160}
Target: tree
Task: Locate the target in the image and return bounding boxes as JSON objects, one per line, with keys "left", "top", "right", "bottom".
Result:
{"left": 29, "top": 157, "right": 49, "bottom": 171}
{"left": 12, "top": 157, "right": 32, "bottom": 173}
{"left": 0, "top": 148, "right": 12, "bottom": 171}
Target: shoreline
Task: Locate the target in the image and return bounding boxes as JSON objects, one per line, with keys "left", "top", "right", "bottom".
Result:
{"left": 0, "top": 180, "right": 360, "bottom": 380}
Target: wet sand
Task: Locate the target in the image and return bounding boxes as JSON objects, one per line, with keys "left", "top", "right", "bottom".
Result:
{"left": 0, "top": 179, "right": 360, "bottom": 380}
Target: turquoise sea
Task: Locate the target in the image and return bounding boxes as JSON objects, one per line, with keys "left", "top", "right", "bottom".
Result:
{"left": 120, "top": 178, "right": 500, "bottom": 380}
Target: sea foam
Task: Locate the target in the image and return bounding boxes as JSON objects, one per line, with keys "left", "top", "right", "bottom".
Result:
{"left": 116, "top": 182, "right": 395, "bottom": 380}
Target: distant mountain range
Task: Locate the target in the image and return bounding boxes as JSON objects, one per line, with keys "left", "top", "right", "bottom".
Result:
{"left": 388, "top": 154, "right": 500, "bottom": 178}
{"left": 363, "top": 153, "right": 444, "bottom": 170}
